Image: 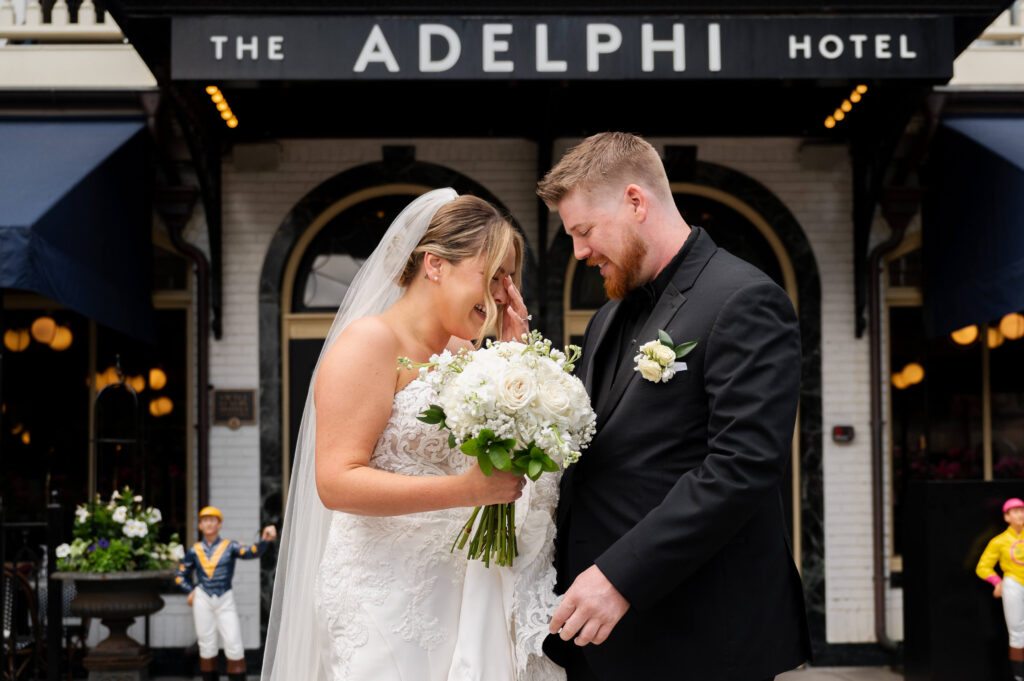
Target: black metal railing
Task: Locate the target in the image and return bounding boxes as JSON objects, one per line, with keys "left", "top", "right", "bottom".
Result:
{"left": 1, "top": 494, "right": 63, "bottom": 681}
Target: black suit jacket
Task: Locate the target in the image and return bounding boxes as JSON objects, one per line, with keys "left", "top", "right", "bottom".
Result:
{"left": 545, "top": 228, "right": 810, "bottom": 681}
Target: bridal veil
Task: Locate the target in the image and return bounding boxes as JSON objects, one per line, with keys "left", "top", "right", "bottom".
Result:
{"left": 261, "top": 188, "right": 459, "bottom": 681}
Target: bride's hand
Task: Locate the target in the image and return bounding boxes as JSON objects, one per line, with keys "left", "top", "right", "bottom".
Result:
{"left": 461, "top": 463, "right": 525, "bottom": 506}
{"left": 501, "top": 276, "right": 531, "bottom": 342}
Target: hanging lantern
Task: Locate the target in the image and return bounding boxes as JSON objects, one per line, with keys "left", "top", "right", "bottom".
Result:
{"left": 3, "top": 328, "right": 30, "bottom": 352}
{"left": 49, "top": 326, "right": 73, "bottom": 351}
{"left": 21, "top": 430, "right": 30, "bottom": 445}
{"left": 902, "top": 362, "right": 925, "bottom": 386}
{"left": 950, "top": 325, "right": 978, "bottom": 345}
{"left": 1000, "top": 313, "right": 1024, "bottom": 341}
{"left": 989, "top": 327, "right": 1006, "bottom": 349}
{"left": 30, "top": 316, "right": 57, "bottom": 344}
{"left": 149, "top": 368, "right": 167, "bottom": 390}
{"left": 95, "top": 366, "right": 120, "bottom": 391}
{"left": 127, "top": 375, "right": 146, "bottom": 393}
{"left": 149, "top": 396, "right": 174, "bottom": 417}
{"left": 891, "top": 372, "right": 909, "bottom": 390}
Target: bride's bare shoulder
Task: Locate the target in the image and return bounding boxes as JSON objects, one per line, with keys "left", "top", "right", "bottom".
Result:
{"left": 318, "top": 316, "right": 400, "bottom": 383}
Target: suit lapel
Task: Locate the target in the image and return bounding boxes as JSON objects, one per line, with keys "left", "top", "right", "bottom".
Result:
{"left": 581, "top": 300, "right": 623, "bottom": 396}
{"left": 594, "top": 227, "right": 718, "bottom": 427}
{"left": 596, "top": 285, "right": 685, "bottom": 425}
{"left": 559, "top": 299, "right": 622, "bottom": 532}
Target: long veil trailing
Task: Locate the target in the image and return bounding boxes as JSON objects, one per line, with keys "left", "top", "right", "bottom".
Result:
{"left": 261, "top": 188, "right": 459, "bottom": 681}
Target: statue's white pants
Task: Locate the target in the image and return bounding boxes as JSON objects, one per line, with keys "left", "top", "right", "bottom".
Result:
{"left": 193, "top": 588, "right": 245, "bottom": 659}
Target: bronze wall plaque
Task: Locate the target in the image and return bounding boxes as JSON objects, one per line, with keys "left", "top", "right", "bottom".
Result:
{"left": 212, "top": 389, "right": 257, "bottom": 429}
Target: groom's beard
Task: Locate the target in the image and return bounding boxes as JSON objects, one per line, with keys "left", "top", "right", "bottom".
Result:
{"left": 592, "top": 230, "right": 649, "bottom": 300}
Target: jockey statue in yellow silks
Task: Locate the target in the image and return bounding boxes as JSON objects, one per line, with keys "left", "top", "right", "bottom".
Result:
{"left": 977, "top": 497, "right": 1024, "bottom": 681}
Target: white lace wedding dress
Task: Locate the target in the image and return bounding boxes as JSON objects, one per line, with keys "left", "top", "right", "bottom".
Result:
{"left": 313, "top": 379, "right": 566, "bottom": 681}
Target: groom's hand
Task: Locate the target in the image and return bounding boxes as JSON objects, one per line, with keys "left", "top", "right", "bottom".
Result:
{"left": 549, "top": 564, "right": 630, "bottom": 646}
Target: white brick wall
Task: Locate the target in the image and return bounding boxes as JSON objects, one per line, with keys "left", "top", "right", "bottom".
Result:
{"left": 161, "top": 134, "right": 887, "bottom": 648}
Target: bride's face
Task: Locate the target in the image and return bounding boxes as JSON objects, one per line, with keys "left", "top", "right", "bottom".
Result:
{"left": 440, "top": 247, "right": 516, "bottom": 341}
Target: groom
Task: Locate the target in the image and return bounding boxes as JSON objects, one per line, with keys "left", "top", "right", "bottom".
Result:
{"left": 538, "top": 133, "right": 810, "bottom": 681}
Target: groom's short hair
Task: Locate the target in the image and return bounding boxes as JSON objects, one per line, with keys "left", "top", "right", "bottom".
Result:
{"left": 536, "top": 132, "right": 672, "bottom": 208}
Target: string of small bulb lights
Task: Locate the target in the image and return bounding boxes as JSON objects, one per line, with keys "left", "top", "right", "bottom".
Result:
{"left": 205, "top": 85, "right": 238, "bottom": 129}
{"left": 825, "top": 84, "right": 868, "bottom": 129}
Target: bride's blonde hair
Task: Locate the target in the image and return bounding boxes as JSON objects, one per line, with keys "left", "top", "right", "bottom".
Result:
{"left": 399, "top": 194, "right": 524, "bottom": 342}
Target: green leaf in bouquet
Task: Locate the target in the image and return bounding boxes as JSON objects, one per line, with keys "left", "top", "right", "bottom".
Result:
{"left": 417, "top": 404, "right": 447, "bottom": 425}
{"left": 540, "top": 454, "right": 560, "bottom": 473}
{"left": 675, "top": 340, "right": 698, "bottom": 358}
{"left": 448, "top": 433, "right": 457, "bottom": 449}
{"left": 477, "top": 453, "right": 494, "bottom": 476}
{"left": 658, "top": 329, "right": 674, "bottom": 347}
{"left": 488, "top": 445, "right": 511, "bottom": 471}
{"left": 527, "top": 459, "right": 542, "bottom": 480}
{"left": 460, "top": 438, "right": 483, "bottom": 459}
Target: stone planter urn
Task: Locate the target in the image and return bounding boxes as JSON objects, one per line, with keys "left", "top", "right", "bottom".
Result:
{"left": 51, "top": 570, "right": 175, "bottom": 681}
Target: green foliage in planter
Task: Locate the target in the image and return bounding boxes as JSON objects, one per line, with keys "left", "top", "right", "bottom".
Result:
{"left": 56, "top": 486, "right": 184, "bottom": 572}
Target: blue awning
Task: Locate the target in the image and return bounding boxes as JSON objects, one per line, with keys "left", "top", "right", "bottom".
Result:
{"left": 0, "top": 120, "right": 154, "bottom": 342}
{"left": 923, "top": 117, "right": 1024, "bottom": 338}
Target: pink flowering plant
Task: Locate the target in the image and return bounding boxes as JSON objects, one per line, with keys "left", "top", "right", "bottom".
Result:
{"left": 55, "top": 486, "right": 184, "bottom": 572}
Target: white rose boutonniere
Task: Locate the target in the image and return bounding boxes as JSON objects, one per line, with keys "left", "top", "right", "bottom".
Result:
{"left": 634, "top": 329, "right": 698, "bottom": 383}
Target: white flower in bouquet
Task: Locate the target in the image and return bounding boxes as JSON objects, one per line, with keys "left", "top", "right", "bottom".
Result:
{"left": 56, "top": 543, "right": 71, "bottom": 559}
{"left": 170, "top": 543, "right": 185, "bottom": 561}
{"left": 146, "top": 507, "right": 162, "bottom": 523}
{"left": 112, "top": 506, "right": 128, "bottom": 523}
{"left": 497, "top": 366, "right": 538, "bottom": 411}
{"left": 75, "top": 506, "right": 89, "bottom": 524}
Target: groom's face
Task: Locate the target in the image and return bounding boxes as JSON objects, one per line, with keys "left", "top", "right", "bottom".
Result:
{"left": 559, "top": 187, "right": 648, "bottom": 300}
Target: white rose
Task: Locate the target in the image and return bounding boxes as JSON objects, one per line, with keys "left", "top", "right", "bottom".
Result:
{"left": 170, "top": 544, "right": 185, "bottom": 561}
{"left": 497, "top": 367, "right": 537, "bottom": 411}
{"left": 651, "top": 343, "right": 675, "bottom": 366}
{"left": 56, "top": 543, "right": 71, "bottom": 559}
{"left": 112, "top": 506, "right": 128, "bottom": 523}
{"left": 638, "top": 340, "right": 661, "bottom": 354}
{"left": 636, "top": 358, "right": 664, "bottom": 382}
{"left": 538, "top": 380, "right": 573, "bottom": 420}
{"left": 147, "top": 507, "right": 162, "bottom": 523}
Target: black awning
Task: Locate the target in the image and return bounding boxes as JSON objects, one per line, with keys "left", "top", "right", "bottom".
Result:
{"left": 923, "top": 116, "right": 1024, "bottom": 338}
{"left": 0, "top": 120, "right": 154, "bottom": 342}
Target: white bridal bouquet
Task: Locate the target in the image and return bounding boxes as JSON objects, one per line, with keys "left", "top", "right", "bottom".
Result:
{"left": 400, "top": 330, "right": 596, "bottom": 567}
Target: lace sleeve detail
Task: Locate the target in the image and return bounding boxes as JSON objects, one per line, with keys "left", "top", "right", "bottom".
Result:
{"left": 510, "top": 472, "right": 566, "bottom": 681}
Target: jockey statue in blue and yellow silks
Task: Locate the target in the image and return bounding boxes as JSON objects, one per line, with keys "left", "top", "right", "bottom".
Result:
{"left": 175, "top": 505, "right": 277, "bottom": 681}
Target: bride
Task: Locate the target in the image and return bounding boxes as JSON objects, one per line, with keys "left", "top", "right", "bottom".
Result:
{"left": 262, "top": 188, "right": 565, "bottom": 681}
